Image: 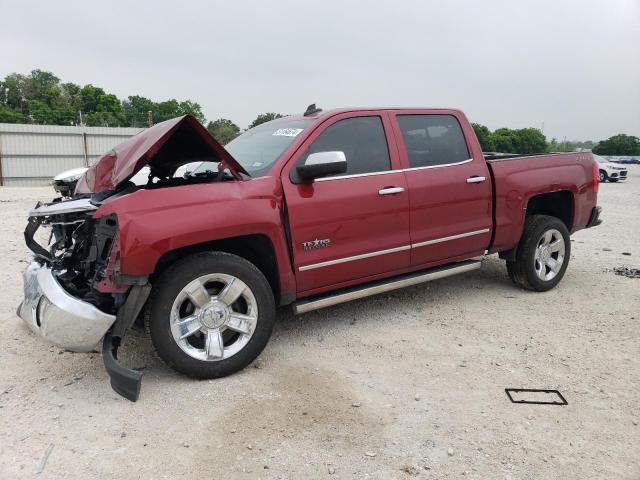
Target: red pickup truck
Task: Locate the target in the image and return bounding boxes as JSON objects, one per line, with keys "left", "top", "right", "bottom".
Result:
{"left": 19, "top": 106, "right": 602, "bottom": 400}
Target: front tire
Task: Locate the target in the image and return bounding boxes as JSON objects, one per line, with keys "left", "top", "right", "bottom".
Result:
{"left": 599, "top": 170, "right": 608, "bottom": 182}
{"left": 147, "top": 252, "right": 276, "bottom": 379}
{"left": 506, "top": 215, "right": 571, "bottom": 292}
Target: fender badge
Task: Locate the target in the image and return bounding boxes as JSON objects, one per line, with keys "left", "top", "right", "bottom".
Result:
{"left": 302, "top": 238, "right": 331, "bottom": 251}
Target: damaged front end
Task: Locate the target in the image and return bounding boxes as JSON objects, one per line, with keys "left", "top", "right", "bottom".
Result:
{"left": 19, "top": 198, "right": 149, "bottom": 401}
{"left": 18, "top": 114, "right": 248, "bottom": 401}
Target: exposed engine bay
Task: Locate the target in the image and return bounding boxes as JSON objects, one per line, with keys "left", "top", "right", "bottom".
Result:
{"left": 25, "top": 198, "right": 120, "bottom": 311}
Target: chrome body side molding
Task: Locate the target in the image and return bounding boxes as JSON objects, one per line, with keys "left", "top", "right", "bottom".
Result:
{"left": 299, "top": 245, "right": 411, "bottom": 272}
{"left": 411, "top": 228, "right": 490, "bottom": 249}
{"left": 298, "top": 229, "right": 490, "bottom": 272}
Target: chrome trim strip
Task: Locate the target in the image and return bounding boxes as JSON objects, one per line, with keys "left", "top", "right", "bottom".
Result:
{"left": 411, "top": 228, "right": 490, "bottom": 249}
{"left": 299, "top": 245, "right": 411, "bottom": 272}
{"left": 402, "top": 158, "right": 473, "bottom": 172}
{"left": 313, "top": 158, "right": 475, "bottom": 182}
{"left": 315, "top": 169, "right": 401, "bottom": 182}
{"left": 293, "top": 260, "right": 482, "bottom": 314}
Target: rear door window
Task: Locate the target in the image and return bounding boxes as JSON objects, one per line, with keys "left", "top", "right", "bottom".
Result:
{"left": 397, "top": 115, "right": 470, "bottom": 168}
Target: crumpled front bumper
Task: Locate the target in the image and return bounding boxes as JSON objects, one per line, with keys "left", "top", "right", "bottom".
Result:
{"left": 17, "top": 261, "right": 116, "bottom": 352}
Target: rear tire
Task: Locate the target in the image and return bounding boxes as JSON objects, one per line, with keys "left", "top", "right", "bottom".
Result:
{"left": 147, "top": 252, "right": 276, "bottom": 379}
{"left": 506, "top": 215, "right": 571, "bottom": 292}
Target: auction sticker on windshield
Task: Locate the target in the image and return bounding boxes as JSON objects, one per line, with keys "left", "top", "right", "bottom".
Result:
{"left": 273, "top": 128, "right": 304, "bottom": 137}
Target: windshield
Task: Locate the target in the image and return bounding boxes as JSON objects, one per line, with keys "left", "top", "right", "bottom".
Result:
{"left": 593, "top": 155, "right": 608, "bottom": 164}
{"left": 224, "top": 119, "right": 314, "bottom": 177}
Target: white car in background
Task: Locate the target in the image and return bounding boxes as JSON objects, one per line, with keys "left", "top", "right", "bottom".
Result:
{"left": 595, "top": 155, "right": 628, "bottom": 183}
{"left": 53, "top": 162, "right": 202, "bottom": 197}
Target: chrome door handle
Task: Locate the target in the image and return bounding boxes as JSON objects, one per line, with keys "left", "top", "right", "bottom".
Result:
{"left": 466, "top": 176, "right": 486, "bottom": 184}
{"left": 378, "top": 187, "right": 405, "bottom": 195}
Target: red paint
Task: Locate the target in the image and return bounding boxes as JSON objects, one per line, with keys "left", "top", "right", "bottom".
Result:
{"left": 76, "top": 115, "right": 247, "bottom": 194}
{"left": 92, "top": 109, "right": 599, "bottom": 302}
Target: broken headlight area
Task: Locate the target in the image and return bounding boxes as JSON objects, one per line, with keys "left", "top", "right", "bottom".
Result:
{"left": 24, "top": 198, "right": 121, "bottom": 312}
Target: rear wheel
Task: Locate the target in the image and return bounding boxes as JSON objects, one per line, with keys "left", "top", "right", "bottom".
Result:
{"left": 147, "top": 252, "right": 276, "bottom": 378}
{"left": 598, "top": 170, "right": 607, "bottom": 182}
{"left": 506, "top": 215, "right": 571, "bottom": 292}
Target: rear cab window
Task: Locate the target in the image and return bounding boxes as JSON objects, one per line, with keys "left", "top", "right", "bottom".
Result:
{"left": 396, "top": 114, "right": 470, "bottom": 168}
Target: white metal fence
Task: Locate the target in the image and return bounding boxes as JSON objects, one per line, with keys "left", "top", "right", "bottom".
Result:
{"left": 0, "top": 123, "right": 144, "bottom": 186}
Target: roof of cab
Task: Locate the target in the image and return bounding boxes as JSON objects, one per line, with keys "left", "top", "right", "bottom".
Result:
{"left": 280, "top": 106, "right": 465, "bottom": 123}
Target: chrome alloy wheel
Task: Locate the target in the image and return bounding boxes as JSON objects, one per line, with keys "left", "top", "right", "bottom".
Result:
{"left": 534, "top": 229, "right": 565, "bottom": 281}
{"left": 169, "top": 273, "right": 258, "bottom": 362}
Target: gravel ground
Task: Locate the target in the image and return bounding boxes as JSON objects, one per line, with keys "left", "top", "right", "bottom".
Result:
{"left": 1, "top": 168, "right": 639, "bottom": 479}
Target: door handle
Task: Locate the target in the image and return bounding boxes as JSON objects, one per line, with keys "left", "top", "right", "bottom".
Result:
{"left": 466, "top": 176, "right": 486, "bottom": 184}
{"left": 378, "top": 187, "right": 405, "bottom": 195}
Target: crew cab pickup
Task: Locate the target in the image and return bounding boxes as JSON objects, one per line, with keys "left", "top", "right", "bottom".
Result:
{"left": 17, "top": 106, "right": 602, "bottom": 400}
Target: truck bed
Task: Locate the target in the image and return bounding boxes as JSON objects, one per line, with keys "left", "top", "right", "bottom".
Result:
{"left": 485, "top": 152, "right": 597, "bottom": 253}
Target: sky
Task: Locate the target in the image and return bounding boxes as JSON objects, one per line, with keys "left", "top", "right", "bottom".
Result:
{"left": 1, "top": 0, "right": 639, "bottom": 141}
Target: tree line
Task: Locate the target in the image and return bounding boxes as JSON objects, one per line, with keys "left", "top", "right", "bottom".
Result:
{"left": 472, "top": 124, "right": 639, "bottom": 156}
{"left": 0, "top": 69, "right": 280, "bottom": 140}
{"left": 1, "top": 70, "right": 637, "bottom": 154}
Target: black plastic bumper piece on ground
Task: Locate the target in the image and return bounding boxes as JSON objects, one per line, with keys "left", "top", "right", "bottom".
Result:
{"left": 586, "top": 206, "right": 602, "bottom": 228}
{"left": 102, "top": 332, "right": 143, "bottom": 402}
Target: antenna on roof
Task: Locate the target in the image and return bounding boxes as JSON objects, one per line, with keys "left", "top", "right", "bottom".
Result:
{"left": 304, "top": 103, "right": 322, "bottom": 116}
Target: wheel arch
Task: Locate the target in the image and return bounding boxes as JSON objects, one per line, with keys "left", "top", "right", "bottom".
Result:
{"left": 525, "top": 190, "right": 575, "bottom": 231}
{"left": 499, "top": 190, "right": 574, "bottom": 261}
{"left": 151, "top": 234, "right": 283, "bottom": 305}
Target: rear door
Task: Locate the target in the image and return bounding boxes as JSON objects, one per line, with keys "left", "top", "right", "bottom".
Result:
{"left": 282, "top": 112, "right": 411, "bottom": 294}
{"left": 390, "top": 111, "right": 492, "bottom": 266}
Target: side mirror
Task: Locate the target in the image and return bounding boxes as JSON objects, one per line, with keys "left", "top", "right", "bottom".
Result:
{"left": 296, "top": 151, "right": 347, "bottom": 181}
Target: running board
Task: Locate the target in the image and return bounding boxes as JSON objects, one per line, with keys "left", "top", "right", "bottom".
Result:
{"left": 292, "top": 259, "right": 482, "bottom": 315}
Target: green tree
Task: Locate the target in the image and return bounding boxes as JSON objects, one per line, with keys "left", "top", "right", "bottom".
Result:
{"left": 152, "top": 99, "right": 206, "bottom": 124}
{"left": 177, "top": 100, "right": 206, "bottom": 124}
{"left": 575, "top": 140, "right": 594, "bottom": 150}
{"left": 492, "top": 128, "right": 519, "bottom": 153}
{"left": 248, "top": 112, "right": 283, "bottom": 129}
{"left": 0, "top": 69, "right": 212, "bottom": 127}
{"left": 0, "top": 105, "right": 29, "bottom": 123}
{"left": 477, "top": 126, "right": 547, "bottom": 154}
{"left": 1, "top": 73, "right": 30, "bottom": 114}
{"left": 547, "top": 138, "right": 577, "bottom": 153}
{"left": 122, "top": 95, "right": 155, "bottom": 127}
{"left": 471, "top": 123, "right": 496, "bottom": 151}
{"left": 207, "top": 118, "right": 240, "bottom": 144}
{"left": 513, "top": 128, "right": 546, "bottom": 153}
{"left": 592, "top": 134, "right": 640, "bottom": 155}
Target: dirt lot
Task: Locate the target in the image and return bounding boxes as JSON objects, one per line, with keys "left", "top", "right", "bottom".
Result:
{"left": 0, "top": 169, "right": 638, "bottom": 479}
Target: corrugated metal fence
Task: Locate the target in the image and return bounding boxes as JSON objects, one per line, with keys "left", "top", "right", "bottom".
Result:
{"left": 0, "top": 123, "right": 144, "bottom": 186}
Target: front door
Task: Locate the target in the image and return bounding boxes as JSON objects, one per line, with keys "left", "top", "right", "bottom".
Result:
{"left": 390, "top": 112, "right": 493, "bottom": 266}
{"left": 282, "top": 113, "right": 411, "bottom": 294}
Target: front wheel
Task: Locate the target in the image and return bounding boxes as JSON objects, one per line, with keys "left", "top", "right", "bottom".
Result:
{"left": 598, "top": 170, "right": 607, "bottom": 182}
{"left": 506, "top": 215, "right": 571, "bottom": 292}
{"left": 147, "top": 252, "right": 276, "bottom": 379}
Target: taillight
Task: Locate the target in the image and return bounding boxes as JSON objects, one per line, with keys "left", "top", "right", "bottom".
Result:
{"left": 593, "top": 161, "right": 599, "bottom": 193}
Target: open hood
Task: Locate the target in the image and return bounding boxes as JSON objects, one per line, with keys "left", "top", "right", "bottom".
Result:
{"left": 75, "top": 115, "right": 248, "bottom": 194}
